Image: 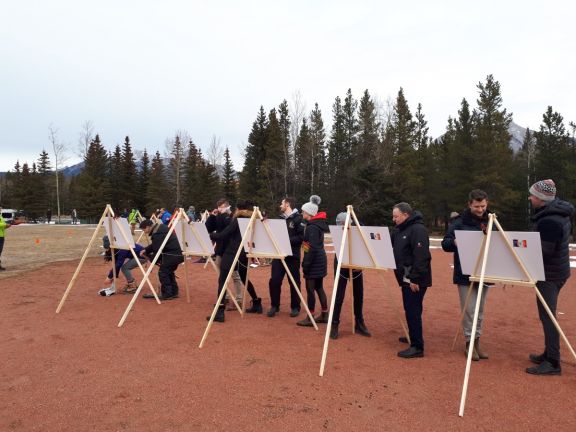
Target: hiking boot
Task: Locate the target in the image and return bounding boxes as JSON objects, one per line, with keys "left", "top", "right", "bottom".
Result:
{"left": 314, "top": 311, "right": 329, "bottom": 323}
{"left": 122, "top": 281, "right": 137, "bottom": 294}
{"left": 529, "top": 352, "right": 546, "bottom": 365}
{"left": 297, "top": 315, "right": 315, "bottom": 327}
{"left": 330, "top": 323, "right": 339, "bottom": 340}
{"left": 474, "top": 338, "right": 489, "bottom": 359}
{"left": 267, "top": 306, "right": 279, "bottom": 317}
{"left": 526, "top": 360, "right": 561, "bottom": 376}
{"left": 355, "top": 318, "right": 372, "bottom": 337}
{"left": 206, "top": 305, "right": 225, "bottom": 323}
{"left": 245, "top": 298, "right": 263, "bottom": 314}
{"left": 465, "top": 341, "right": 480, "bottom": 361}
{"left": 290, "top": 307, "right": 300, "bottom": 317}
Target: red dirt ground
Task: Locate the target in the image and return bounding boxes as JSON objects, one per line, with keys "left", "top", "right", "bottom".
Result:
{"left": 1, "top": 249, "right": 575, "bottom": 431}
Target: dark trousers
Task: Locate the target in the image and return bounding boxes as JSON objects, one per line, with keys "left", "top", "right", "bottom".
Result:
{"left": 218, "top": 252, "right": 258, "bottom": 302}
{"left": 0, "top": 236, "right": 4, "bottom": 260}
{"left": 333, "top": 268, "right": 364, "bottom": 324}
{"left": 401, "top": 283, "right": 427, "bottom": 350}
{"left": 269, "top": 257, "right": 301, "bottom": 309}
{"left": 305, "top": 278, "right": 327, "bottom": 313}
{"left": 536, "top": 279, "right": 566, "bottom": 362}
{"left": 158, "top": 263, "right": 179, "bottom": 297}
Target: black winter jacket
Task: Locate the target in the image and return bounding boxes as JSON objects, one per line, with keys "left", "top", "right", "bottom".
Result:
{"left": 144, "top": 223, "right": 184, "bottom": 267}
{"left": 302, "top": 212, "right": 329, "bottom": 279}
{"left": 205, "top": 212, "right": 232, "bottom": 256}
{"left": 531, "top": 198, "right": 574, "bottom": 282}
{"left": 391, "top": 212, "right": 432, "bottom": 287}
{"left": 209, "top": 210, "right": 253, "bottom": 259}
{"left": 442, "top": 208, "right": 490, "bottom": 285}
{"left": 283, "top": 209, "right": 304, "bottom": 257}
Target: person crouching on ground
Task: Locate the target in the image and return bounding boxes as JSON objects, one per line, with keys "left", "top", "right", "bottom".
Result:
{"left": 99, "top": 235, "right": 147, "bottom": 296}
{"left": 139, "top": 219, "right": 184, "bottom": 300}
{"left": 330, "top": 212, "right": 371, "bottom": 339}
{"left": 297, "top": 195, "right": 330, "bottom": 327}
{"left": 208, "top": 199, "right": 263, "bottom": 322}
{"left": 391, "top": 202, "right": 432, "bottom": 359}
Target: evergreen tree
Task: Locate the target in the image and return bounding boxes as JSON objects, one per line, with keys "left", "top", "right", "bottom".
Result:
{"left": 28, "top": 163, "right": 46, "bottom": 221}
{"left": 135, "top": 149, "right": 150, "bottom": 214}
{"left": 108, "top": 145, "right": 122, "bottom": 211}
{"left": 196, "top": 156, "right": 221, "bottom": 212}
{"left": 240, "top": 106, "right": 268, "bottom": 201}
{"left": 294, "top": 118, "right": 312, "bottom": 201}
{"left": 278, "top": 99, "right": 292, "bottom": 196}
{"left": 183, "top": 140, "right": 203, "bottom": 209}
{"left": 221, "top": 146, "right": 237, "bottom": 203}
{"left": 309, "top": 103, "right": 327, "bottom": 198}
{"left": 146, "top": 151, "right": 168, "bottom": 213}
{"left": 75, "top": 134, "right": 110, "bottom": 220}
{"left": 37, "top": 149, "right": 52, "bottom": 212}
{"left": 168, "top": 134, "right": 185, "bottom": 206}
{"left": 534, "top": 106, "right": 569, "bottom": 193}
{"left": 121, "top": 136, "right": 137, "bottom": 209}
{"left": 260, "top": 108, "right": 285, "bottom": 210}
{"left": 357, "top": 89, "right": 380, "bottom": 160}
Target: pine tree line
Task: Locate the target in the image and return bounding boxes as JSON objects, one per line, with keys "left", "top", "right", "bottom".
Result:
{"left": 2, "top": 75, "right": 575, "bottom": 229}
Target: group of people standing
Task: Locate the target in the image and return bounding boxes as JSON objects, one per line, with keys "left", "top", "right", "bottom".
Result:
{"left": 99, "top": 178, "right": 573, "bottom": 373}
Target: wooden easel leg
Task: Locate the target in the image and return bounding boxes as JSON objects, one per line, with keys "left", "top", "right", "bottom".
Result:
{"left": 533, "top": 285, "right": 576, "bottom": 362}
{"left": 200, "top": 266, "right": 236, "bottom": 348}
{"left": 452, "top": 282, "right": 474, "bottom": 351}
{"left": 56, "top": 208, "right": 107, "bottom": 313}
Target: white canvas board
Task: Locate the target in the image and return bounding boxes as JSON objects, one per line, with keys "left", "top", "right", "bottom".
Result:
{"left": 237, "top": 218, "right": 292, "bottom": 257}
{"left": 104, "top": 217, "right": 135, "bottom": 249}
{"left": 329, "top": 225, "right": 396, "bottom": 269}
{"left": 455, "top": 230, "right": 545, "bottom": 282}
{"left": 173, "top": 219, "right": 214, "bottom": 255}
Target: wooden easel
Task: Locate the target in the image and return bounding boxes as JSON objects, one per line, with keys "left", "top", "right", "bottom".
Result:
{"left": 459, "top": 213, "right": 576, "bottom": 417}
{"left": 56, "top": 204, "right": 160, "bottom": 314}
{"left": 172, "top": 207, "right": 241, "bottom": 312}
{"left": 199, "top": 206, "right": 318, "bottom": 348}
{"left": 116, "top": 209, "right": 187, "bottom": 327}
{"left": 200, "top": 210, "right": 210, "bottom": 223}
{"left": 319, "top": 205, "right": 410, "bottom": 376}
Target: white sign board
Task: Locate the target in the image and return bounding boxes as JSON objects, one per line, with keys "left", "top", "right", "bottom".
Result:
{"left": 173, "top": 219, "right": 214, "bottom": 255}
{"left": 329, "top": 225, "right": 396, "bottom": 270}
{"left": 104, "top": 217, "right": 135, "bottom": 249}
{"left": 455, "top": 230, "right": 545, "bottom": 282}
{"left": 237, "top": 218, "right": 292, "bottom": 257}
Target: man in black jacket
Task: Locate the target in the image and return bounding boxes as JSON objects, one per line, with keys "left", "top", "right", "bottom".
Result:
{"left": 139, "top": 219, "right": 184, "bottom": 300}
{"left": 391, "top": 202, "right": 432, "bottom": 358}
{"left": 267, "top": 197, "right": 304, "bottom": 318}
{"left": 526, "top": 179, "right": 574, "bottom": 375}
{"left": 442, "top": 189, "right": 491, "bottom": 361}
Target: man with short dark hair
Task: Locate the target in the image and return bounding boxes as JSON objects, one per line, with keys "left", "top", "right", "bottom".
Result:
{"left": 139, "top": 218, "right": 184, "bottom": 300}
{"left": 526, "top": 179, "right": 574, "bottom": 375}
{"left": 267, "top": 197, "right": 304, "bottom": 318}
{"left": 442, "top": 189, "right": 491, "bottom": 361}
{"left": 391, "top": 202, "right": 432, "bottom": 358}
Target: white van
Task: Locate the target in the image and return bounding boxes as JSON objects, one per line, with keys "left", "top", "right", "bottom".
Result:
{"left": 1, "top": 209, "right": 18, "bottom": 223}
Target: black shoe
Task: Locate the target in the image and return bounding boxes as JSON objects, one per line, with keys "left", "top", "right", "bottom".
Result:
{"left": 245, "top": 298, "right": 263, "bottom": 314}
{"left": 297, "top": 316, "right": 314, "bottom": 327}
{"left": 0, "top": 266, "right": 5, "bottom": 271}
{"left": 330, "top": 324, "right": 339, "bottom": 340}
{"left": 398, "top": 346, "right": 424, "bottom": 358}
{"left": 290, "top": 307, "right": 300, "bottom": 317}
{"left": 529, "top": 352, "right": 546, "bottom": 365}
{"left": 314, "top": 311, "right": 329, "bottom": 323}
{"left": 143, "top": 293, "right": 178, "bottom": 300}
{"left": 355, "top": 319, "right": 372, "bottom": 337}
{"left": 206, "top": 306, "right": 225, "bottom": 323}
{"left": 267, "top": 306, "right": 279, "bottom": 317}
{"left": 526, "top": 360, "right": 561, "bottom": 376}
{"left": 399, "top": 336, "right": 409, "bottom": 344}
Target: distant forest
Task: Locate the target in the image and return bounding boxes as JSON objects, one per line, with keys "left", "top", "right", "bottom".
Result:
{"left": 2, "top": 75, "right": 575, "bottom": 231}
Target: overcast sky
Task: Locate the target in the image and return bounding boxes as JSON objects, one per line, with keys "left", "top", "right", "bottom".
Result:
{"left": 1, "top": 0, "right": 574, "bottom": 172}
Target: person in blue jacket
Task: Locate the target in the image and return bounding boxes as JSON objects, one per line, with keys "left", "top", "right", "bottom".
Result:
{"left": 99, "top": 235, "right": 146, "bottom": 296}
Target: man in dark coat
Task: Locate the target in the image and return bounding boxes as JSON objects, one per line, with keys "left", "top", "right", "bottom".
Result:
{"left": 526, "top": 179, "right": 574, "bottom": 375}
{"left": 442, "top": 189, "right": 491, "bottom": 361}
{"left": 391, "top": 202, "right": 432, "bottom": 358}
{"left": 267, "top": 197, "right": 305, "bottom": 318}
{"left": 139, "top": 219, "right": 184, "bottom": 300}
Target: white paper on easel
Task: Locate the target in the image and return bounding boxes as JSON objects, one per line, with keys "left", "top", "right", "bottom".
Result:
{"left": 104, "top": 217, "right": 135, "bottom": 249}
{"left": 237, "top": 218, "right": 292, "bottom": 257}
{"left": 329, "top": 225, "right": 396, "bottom": 269}
{"left": 455, "top": 230, "right": 545, "bottom": 282}
{"left": 173, "top": 219, "right": 213, "bottom": 255}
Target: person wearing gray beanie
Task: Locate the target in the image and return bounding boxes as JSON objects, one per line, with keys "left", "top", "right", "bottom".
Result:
{"left": 526, "top": 179, "right": 575, "bottom": 375}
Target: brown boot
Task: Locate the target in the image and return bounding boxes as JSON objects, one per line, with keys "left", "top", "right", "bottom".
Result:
{"left": 474, "top": 338, "right": 489, "bottom": 359}
{"left": 465, "top": 341, "right": 480, "bottom": 361}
